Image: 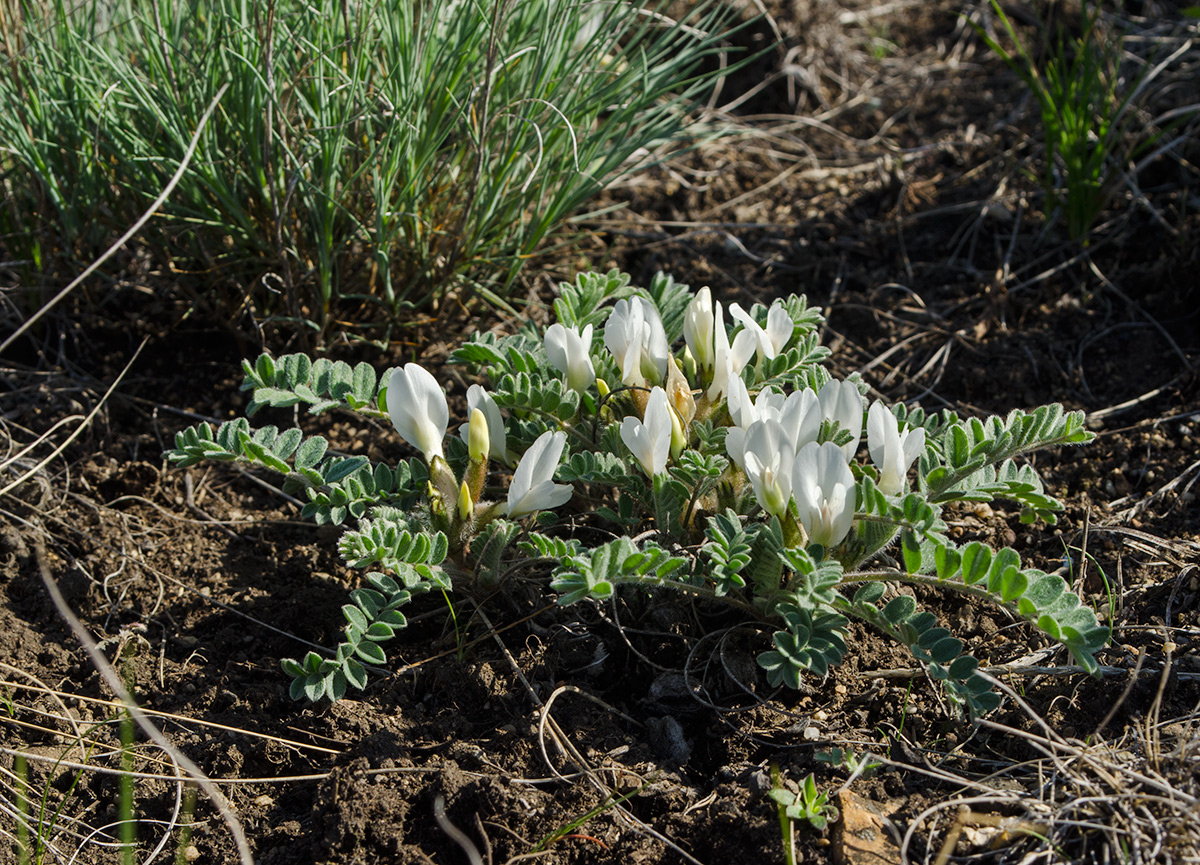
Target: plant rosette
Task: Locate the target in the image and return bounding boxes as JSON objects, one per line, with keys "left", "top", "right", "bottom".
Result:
{"left": 166, "top": 269, "right": 1107, "bottom": 713}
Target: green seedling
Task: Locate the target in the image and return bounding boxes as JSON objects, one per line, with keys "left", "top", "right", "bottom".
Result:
{"left": 13, "top": 713, "right": 123, "bottom": 865}
{"left": 769, "top": 768, "right": 839, "bottom": 865}
{"left": 173, "top": 785, "right": 199, "bottom": 865}
{"left": 15, "top": 752, "right": 30, "bottom": 865}
{"left": 531, "top": 783, "right": 643, "bottom": 853}
{"left": 815, "top": 747, "right": 882, "bottom": 780}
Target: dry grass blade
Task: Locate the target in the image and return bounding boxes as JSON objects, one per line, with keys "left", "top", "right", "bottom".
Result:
{"left": 473, "top": 604, "right": 705, "bottom": 865}
{"left": 906, "top": 675, "right": 1200, "bottom": 865}
{"left": 0, "top": 340, "right": 145, "bottom": 502}
{"left": 0, "top": 678, "right": 342, "bottom": 757}
{"left": 31, "top": 537, "right": 255, "bottom": 865}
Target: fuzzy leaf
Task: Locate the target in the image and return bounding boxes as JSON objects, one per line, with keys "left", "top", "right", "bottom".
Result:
{"left": 882, "top": 595, "right": 917, "bottom": 625}
{"left": 295, "top": 436, "right": 328, "bottom": 470}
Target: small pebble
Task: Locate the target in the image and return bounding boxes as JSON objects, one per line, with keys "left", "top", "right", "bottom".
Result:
{"left": 747, "top": 768, "right": 772, "bottom": 797}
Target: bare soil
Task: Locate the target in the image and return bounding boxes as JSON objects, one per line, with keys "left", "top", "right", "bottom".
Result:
{"left": 3, "top": 1, "right": 1199, "bottom": 863}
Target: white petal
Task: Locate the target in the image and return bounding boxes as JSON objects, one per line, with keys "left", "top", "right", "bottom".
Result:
{"left": 467, "top": 385, "right": 506, "bottom": 462}
{"left": 512, "top": 480, "right": 572, "bottom": 515}
{"left": 506, "top": 431, "right": 569, "bottom": 517}
{"left": 730, "top": 303, "right": 772, "bottom": 360}
{"left": 825, "top": 480, "right": 855, "bottom": 547}
{"left": 867, "top": 400, "right": 895, "bottom": 471}
{"left": 725, "top": 427, "right": 748, "bottom": 470}
{"left": 765, "top": 302, "right": 793, "bottom": 354}
{"left": 902, "top": 427, "right": 926, "bottom": 471}
{"left": 544, "top": 324, "right": 571, "bottom": 375}
{"left": 743, "top": 419, "right": 793, "bottom": 515}
{"left": 731, "top": 330, "right": 758, "bottom": 372}
{"left": 387, "top": 364, "right": 448, "bottom": 461}
{"left": 780, "top": 388, "right": 821, "bottom": 452}
{"left": 568, "top": 326, "right": 596, "bottom": 392}
{"left": 621, "top": 416, "right": 653, "bottom": 476}
{"left": 547, "top": 323, "right": 595, "bottom": 392}
{"left": 726, "top": 376, "right": 756, "bottom": 429}
{"left": 604, "top": 299, "right": 641, "bottom": 385}
{"left": 707, "top": 301, "right": 732, "bottom": 401}
{"left": 819, "top": 380, "right": 863, "bottom": 458}
{"left": 644, "top": 387, "right": 672, "bottom": 475}
{"left": 638, "top": 298, "right": 670, "bottom": 385}
{"left": 684, "top": 288, "right": 714, "bottom": 372}
{"left": 793, "top": 441, "right": 855, "bottom": 547}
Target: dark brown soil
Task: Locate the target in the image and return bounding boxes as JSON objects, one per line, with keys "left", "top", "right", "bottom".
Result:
{"left": 3, "top": 1, "right": 1199, "bottom": 863}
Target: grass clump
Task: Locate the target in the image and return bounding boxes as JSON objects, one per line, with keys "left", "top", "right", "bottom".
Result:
{"left": 974, "top": 0, "right": 1187, "bottom": 243}
{"left": 0, "top": 0, "right": 742, "bottom": 336}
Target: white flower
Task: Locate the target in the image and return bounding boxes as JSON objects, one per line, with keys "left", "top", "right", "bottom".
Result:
{"left": 793, "top": 441, "right": 856, "bottom": 548}
{"left": 758, "top": 389, "right": 787, "bottom": 419}
{"left": 730, "top": 300, "right": 793, "bottom": 361}
{"left": 620, "top": 386, "right": 672, "bottom": 477}
{"left": 726, "top": 381, "right": 787, "bottom": 469}
{"left": 457, "top": 385, "right": 506, "bottom": 464}
{"left": 707, "top": 300, "right": 757, "bottom": 402}
{"left": 387, "top": 363, "right": 448, "bottom": 463}
{"left": 725, "top": 376, "right": 758, "bottom": 430}
{"left": 604, "top": 297, "right": 669, "bottom": 387}
{"left": 778, "top": 387, "right": 822, "bottom": 454}
{"left": 740, "top": 419, "right": 794, "bottom": 518}
{"left": 545, "top": 323, "right": 596, "bottom": 393}
{"left": 683, "top": 287, "right": 716, "bottom": 374}
{"left": 505, "top": 430, "right": 573, "bottom": 518}
{"left": 818, "top": 379, "right": 864, "bottom": 458}
{"left": 867, "top": 401, "right": 926, "bottom": 496}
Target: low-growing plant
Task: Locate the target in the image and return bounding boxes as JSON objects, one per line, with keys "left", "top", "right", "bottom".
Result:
{"left": 815, "top": 747, "right": 881, "bottom": 780}
{"left": 165, "top": 269, "right": 1108, "bottom": 715}
{"left": 769, "top": 771, "right": 838, "bottom": 833}
{"left": 768, "top": 764, "right": 837, "bottom": 865}
{"left": 0, "top": 0, "right": 741, "bottom": 334}
{"left": 8, "top": 713, "right": 129, "bottom": 865}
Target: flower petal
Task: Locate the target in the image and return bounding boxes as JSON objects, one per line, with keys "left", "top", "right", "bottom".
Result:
{"left": 506, "top": 430, "right": 568, "bottom": 517}
{"left": 766, "top": 302, "right": 793, "bottom": 354}
{"left": 387, "top": 363, "right": 448, "bottom": 462}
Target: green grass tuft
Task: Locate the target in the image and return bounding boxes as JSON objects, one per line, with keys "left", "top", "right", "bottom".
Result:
{"left": 0, "top": 0, "right": 745, "bottom": 335}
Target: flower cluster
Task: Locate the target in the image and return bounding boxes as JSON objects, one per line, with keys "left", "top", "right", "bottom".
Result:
{"left": 386, "top": 365, "right": 572, "bottom": 531}
{"left": 172, "top": 269, "right": 1103, "bottom": 709}
{"left": 386, "top": 289, "right": 925, "bottom": 562}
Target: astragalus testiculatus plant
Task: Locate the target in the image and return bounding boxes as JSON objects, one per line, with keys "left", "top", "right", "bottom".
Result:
{"left": 167, "top": 271, "right": 1107, "bottom": 714}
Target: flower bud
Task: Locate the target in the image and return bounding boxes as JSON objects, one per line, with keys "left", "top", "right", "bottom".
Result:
{"left": 668, "top": 404, "right": 686, "bottom": 460}
{"left": 457, "top": 479, "right": 473, "bottom": 522}
{"left": 468, "top": 408, "right": 489, "bottom": 464}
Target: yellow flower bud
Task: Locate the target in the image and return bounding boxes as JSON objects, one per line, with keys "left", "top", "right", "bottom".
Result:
{"left": 668, "top": 404, "right": 686, "bottom": 460}
{"left": 457, "top": 479, "right": 473, "bottom": 522}
{"left": 468, "top": 407, "right": 490, "bottom": 463}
